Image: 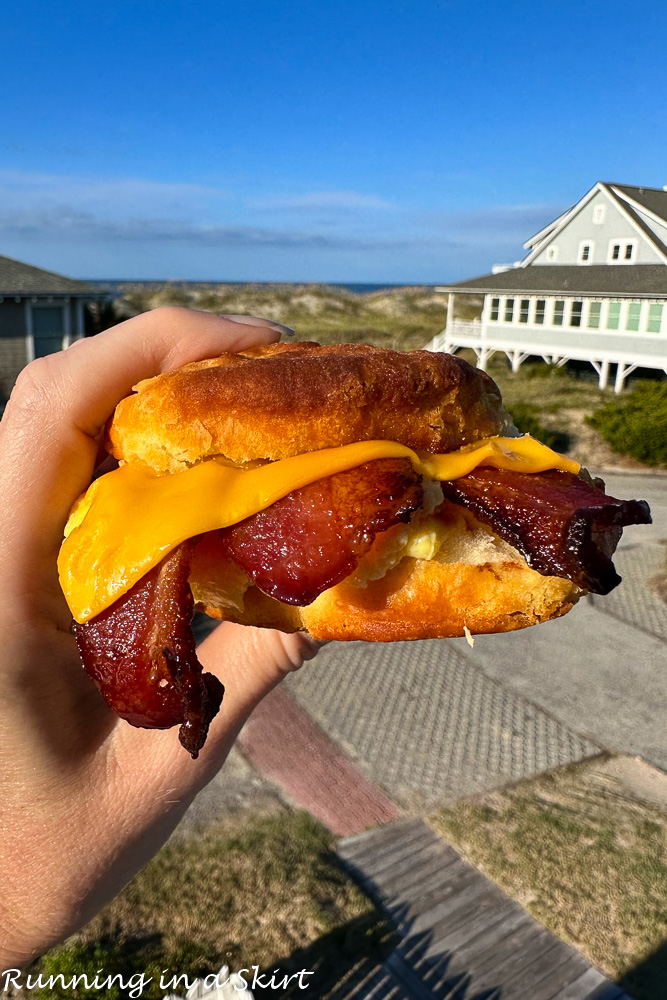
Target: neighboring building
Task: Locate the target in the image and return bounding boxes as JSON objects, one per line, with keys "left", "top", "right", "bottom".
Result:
{"left": 429, "top": 182, "right": 667, "bottom": 391}
{"left": 0, "top": 254, "right": 99, "bottom": 404}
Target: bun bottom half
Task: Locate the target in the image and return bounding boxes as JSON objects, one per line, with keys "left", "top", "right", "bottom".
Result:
{"left": 190, "top": 537, "right": 581, "bottom": 642}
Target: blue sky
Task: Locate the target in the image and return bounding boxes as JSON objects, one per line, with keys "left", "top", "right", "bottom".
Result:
{"left": 2, "top": 0, "right": 666, "bottom": 282}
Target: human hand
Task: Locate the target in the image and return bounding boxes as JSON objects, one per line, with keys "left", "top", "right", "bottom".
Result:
{"left": 0, "top": 308, "right": 320, "bottom": 966}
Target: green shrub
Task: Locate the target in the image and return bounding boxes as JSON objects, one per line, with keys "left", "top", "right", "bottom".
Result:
{"left": 31, "top": 937, "right": 218, "bottom": 1000}
{"left": 506, "top": 402, "right": 570, "bottom": 452}
{"left": 586, "top": 380, "right": 667, "bottom": 466}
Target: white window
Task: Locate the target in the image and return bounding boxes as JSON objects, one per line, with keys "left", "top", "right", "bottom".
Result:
{"left": 647, "top": 303, "right": 663, "bottom": 333}
{"left": 608, "top": 238, "right": 637, "bottom": 263}
{"left": 626, "top": 303, "right": 641, "bottom": 331}
{"left": 588, "top": 302, "right": 602, "bottom": 328}
{"left": 593, "top": 204, "right": 606, "bottom": 225}
{"left": 578, "top": 241, "right": 594, "bottom": 264}
{"left": 546, "top": 245, "right": 559, "bottom": 262}
{"left": 570, "top": 301, "right": 583, "bottom": 327}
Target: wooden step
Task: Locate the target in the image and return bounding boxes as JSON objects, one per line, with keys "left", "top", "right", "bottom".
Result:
{"left": 336, "top": 819, "right": 631, "bottom": 1000}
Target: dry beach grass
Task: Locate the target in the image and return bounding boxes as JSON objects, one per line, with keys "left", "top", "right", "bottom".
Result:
{"left": 113, "top": 282, "right": 449, "bottom": 352}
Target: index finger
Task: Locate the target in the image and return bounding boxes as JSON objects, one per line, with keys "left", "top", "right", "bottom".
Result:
{"left": 0, "top": 308, "right": 284, "bottom": 601}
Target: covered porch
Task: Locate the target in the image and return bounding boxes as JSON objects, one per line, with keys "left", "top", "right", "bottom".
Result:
{"left": 427, "top": 288, "right": 667, "bottom": 392}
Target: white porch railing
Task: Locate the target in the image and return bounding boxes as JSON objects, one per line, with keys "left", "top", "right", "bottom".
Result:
{"left": 424, "top": 319, "right": 481, "bottom": 352}
{"left": 424, "top": 319, "right": 667, "bottom": 392}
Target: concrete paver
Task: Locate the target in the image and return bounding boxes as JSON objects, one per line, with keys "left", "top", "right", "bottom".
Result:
{"left": 286, "top": 638, "right": 600, "bottom": 810}
{"left": 592, "top": 543, "right": 667, "bottom": 642}
{"left": 451, "top": 599, "right": 667, "bottom": 769}
{"left": 589, "top": 471, "right": 667, "bottom": 642}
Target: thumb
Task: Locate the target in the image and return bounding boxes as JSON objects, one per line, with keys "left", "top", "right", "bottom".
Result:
{"left": 199, "top": 620, "right": 324, "bottom": 713}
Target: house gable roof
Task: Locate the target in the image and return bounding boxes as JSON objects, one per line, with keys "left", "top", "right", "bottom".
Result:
{"left": 520, "top": 182, "right": 667, "bottom": 267}
{"left": 439, "top": 264, "right": 667, "bottom": 297}
{"left": 520, "top": 183, "right": 601, "bottom": 261}
{"left": 521, "top": 205, "right": 573, "bottom": 250}
{"left": 605, "top": 184, "right": 667, "bottom": 260}
{"left": 0, "top": 254, "right": 97, "bottom": 295}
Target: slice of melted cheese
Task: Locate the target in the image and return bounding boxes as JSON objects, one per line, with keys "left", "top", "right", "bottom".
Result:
{"left": 59, "top": 435, "right": 580, "bottom": 623}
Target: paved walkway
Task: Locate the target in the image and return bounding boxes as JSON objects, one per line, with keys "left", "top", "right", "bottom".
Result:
{"left": 192, "top": 471, "right": 665, "bottom": 820}
{"left": 238, "top": 686, "right": 398, "bottom": 834}
{"left": 336, "top": 819, "right": 630, "bottom": 1000}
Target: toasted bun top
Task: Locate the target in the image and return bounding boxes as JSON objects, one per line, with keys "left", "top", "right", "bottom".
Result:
{"left": 109, "top": 341, "right": 510, "bottom": 473}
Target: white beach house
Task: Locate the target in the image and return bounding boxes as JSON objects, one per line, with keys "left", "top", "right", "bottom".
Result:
{"left": 429, "top": 182, "right": 667, "bottom": 391}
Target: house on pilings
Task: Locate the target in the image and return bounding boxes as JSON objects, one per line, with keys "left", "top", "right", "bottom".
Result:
{"left": 429, "top": 182, "right": 667, "bottom": 392}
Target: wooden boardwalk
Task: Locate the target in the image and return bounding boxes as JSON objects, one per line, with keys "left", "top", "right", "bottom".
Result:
{"left": 335, "top": 818, "right": 633, "bottom": 1000}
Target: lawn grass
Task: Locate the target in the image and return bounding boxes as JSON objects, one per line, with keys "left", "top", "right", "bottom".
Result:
{"left": 430, "top": 755, "right": 667, "bottom": 999}
{"left": 34, "top": 810, "right": 394, "bottom": 1000}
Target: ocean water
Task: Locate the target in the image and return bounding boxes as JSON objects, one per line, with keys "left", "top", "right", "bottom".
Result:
{"left": 88, "top": 280, "right": 426, "bottom": 294}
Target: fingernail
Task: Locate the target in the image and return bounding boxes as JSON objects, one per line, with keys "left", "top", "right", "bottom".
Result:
{"left": 219, "top": 314, "right": 295, "bottom": 337}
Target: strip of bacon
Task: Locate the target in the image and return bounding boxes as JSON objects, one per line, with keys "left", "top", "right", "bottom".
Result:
{"left": 74, "top": 542, "right": 223, "bottom": 757}
{"left": 220, "top": 458, "right": 424, "bottom": 605}
{"left": 439, "top": 467, "right": 651, "bottom": 594}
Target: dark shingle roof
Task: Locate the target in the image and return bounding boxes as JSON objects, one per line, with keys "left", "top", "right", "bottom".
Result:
{"left": 605, "top": 186, "right": 667, "bottom": 259}
{"left": 610, "top": 184, "right": 667, "bottom": 226}
{"left": 0, "top": 254, "right": 97, "bottom": 295}
{"left": 440, "top": 265, "right": 667, "bottom": 298}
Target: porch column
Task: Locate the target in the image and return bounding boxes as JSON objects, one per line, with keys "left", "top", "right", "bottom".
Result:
{"left": 599, "top": 360, "right": 610, "bottom": 390}
{"left": 510, "top": 350, "right": 529, "bottom": 373}
{"left": 446, "top": 293, "right": 454, "bottom": 333}
{"left": 614, "top": 362, "right": 637, "bottom": 393}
